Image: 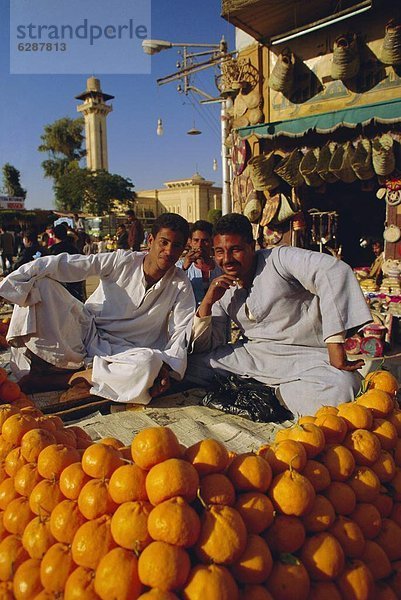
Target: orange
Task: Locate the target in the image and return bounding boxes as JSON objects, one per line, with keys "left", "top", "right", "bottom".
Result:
{"left": 337, "top": 403, "right": 373, "bottom": 430}
{"left": 321, "top": 444, "right": 355, "bottom": 481}
{"left": 360, "top": 540, "right": 392, "bottom": 581}
{"left": 59, "top": 462, "right": 91, "bottom": 500}
{"left": 98, "top": 436, "right": 124, "bottom": 449}
{"left": 356, "top": 388, "right": 394, "bottom": 417}
{"left": 0, "top": 405, "right": 19, "bottom": 430}
{"left": 314, "top": 414, "right": 347, "bottom": 445}
{"left": 64, "top": 567, "right": 98, "bottom": 600}
{"left": 94, "top": 547, "right": 142, "bottom": 600}
{"left": 3, "top": 496, "right": 34, "bottom": 535}
{"left": 337, "top": 559, "right": 374, "bottom": 600}
{"left": 0, "top": 381, "right": 21, "bottom": 403}
{"left": 13, "top": 463, "right": 42, "bottom": 497}
{"left": 13, "top": 558, "right": 43, "bottom": 600}
{"left": 344, "top": 429, "right": 381, "bottom": 467}
{"left": 22, "top": 515, "right": 55, "bottom": 559}
{"left": 145, "top": 458, "right": 199, "bottom": 506}
{"left": 4, "top": 447, "right": 27, "bottom": 478}
{"left": 371, "top": 450, "right": 396, "bottom": 483}
{"left": 49, "top": 499, "right": 87, "bottom": 544}
{"left": 0, "top": 477, "right": 19, "bottom": 510}
{"left": 40, "top": 542, "right": 75, "bottom": 593}
{"left": 269, "top": 469, "right": 315, "bottom": 517}
{"left": 182, "top": 564, "right": 239, "bottom": 600}
{"left": 108, "top": 463, "right": 148, "bottom": 504}
{"left": 131, "top": 427, "right": 181, "bottom": 470}
{"left": 259, "top": 440, "right": 307, "bottom": 474}
{"left": 302, "top": 494, "right": 336, "bottom": 533}
{"left": 286, "top": 423, "right": 325, "bottom": 458}
{"left": 196, "top": 505, "right": 247, "bottom": 565}
{"left": 239, "top": 585, "right": 274, "bottom": 600}
{"left": 37, "top": 444, "right": 80, "bottom": 480}
{"left": 375, "top": 518, "right": 401, "bottom": 561}
{"left": 329, "top": 516, "right": 366, "bottom": 558}
{"left": 2, "top": 413, "right": 36, "bottom": 445}
{"left": 138, "top": 541, "right": 191, "bottom": 592}
{"left": 371, "top": 419, "right": 398, "bottom": 451}
{"left": 309, "top": 582, "right": 342, "bottom": 600}
{"left": 138, "top": 590, "right": 180, "bottom": 600}
{"left": 323, "top": 481, "right": 356, "bottom": 515}
{"left": 0, "top": 534, "right": 29, "bottom": 581}
{"left": 230, "top": 534, "right": 273, "bottom": 585}
{"left": 315, "top": 406, "right": 339, "bottom": 418}
{"left": 389, "top": 408, "right": 401, "bottom": 436}
{"left": 184, "top": 438, "right": 229, "bottom": 476}
{"left": 302, "top": 460, "right": 331, "bottom": 492}
{"left": 350, "top": 503, "right": 382, "bottom": 539}
{"left": 266, "top": 558, "right": 310, "bottom": 600}
{"left": 29, "top": 479, "right": 64, "bottom": 516}
{"left": 263, "top": 515, "right": 306, "bottom": 555}
{"left": 235, "top": 492, "right": 275, "bottom": 534}
{"left": 226, "top": 453, "right": 272, "bottom": 493}
{"left": 373, "top": 492, "right": 393, "bottom": 518}
{"left": 77, "top": 478, "right": 117, "bottom": 520}
{"left": 52, "top": 428, "right": 77, "bottom": 448}
{"left": 348, "top": 467, "right": 381, "bottom": 503}
{"left": 364, "top": 370, "right": 398, "bottom": 397}
{"left": 71, "top": 515, "right": 116, "bottom": 570}
{"left": 110, "top": 500, "right": 152, "bottom": 552}
{"left": 300, "top": 531, "right": 345, "bottom": 581}
{"left": 81, "top": 443, "right": 123, "bottom": 479}
{"left": 199, "top": 473, "right": 235, "bottom": 506}
{"left": 147, "top": 497, "right": 201, "bottom": 548}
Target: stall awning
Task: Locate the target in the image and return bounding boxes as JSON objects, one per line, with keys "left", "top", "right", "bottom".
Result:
{"left": 238, "top": 98, "right": 401, "bottom": 140}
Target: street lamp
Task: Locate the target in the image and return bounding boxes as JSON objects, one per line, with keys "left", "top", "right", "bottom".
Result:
{"left": 142, "top": 37, "right": 233, "bottom": 214}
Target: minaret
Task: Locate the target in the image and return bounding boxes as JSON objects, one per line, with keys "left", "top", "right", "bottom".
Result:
{"left": 76, "top": 77, "right": 114, "bottom": 171}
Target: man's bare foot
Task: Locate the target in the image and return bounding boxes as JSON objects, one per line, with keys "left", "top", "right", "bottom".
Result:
{"left": 19, "top": 372, "right": 72, "bottom": 394}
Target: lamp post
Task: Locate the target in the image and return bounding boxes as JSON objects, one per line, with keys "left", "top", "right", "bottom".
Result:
{"left": 142, "top": 37, "right": 233, "bottom": 215}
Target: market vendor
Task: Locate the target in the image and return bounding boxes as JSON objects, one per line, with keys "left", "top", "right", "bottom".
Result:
{"left": 188, "top": 213, "right": 372, "bottom": 415}
{"left": 369, "top": 239, "right": 384, "bottom": 285}
{"left": 0, "top": 214, "right": 196, "bottom": 405}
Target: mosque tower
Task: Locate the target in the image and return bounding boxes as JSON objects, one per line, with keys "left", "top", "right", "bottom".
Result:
{"left": 76, "top": 77, "right": 114, "bottom": 171}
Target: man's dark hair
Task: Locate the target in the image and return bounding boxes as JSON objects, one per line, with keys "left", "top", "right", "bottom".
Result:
{"left": 117, "top": 223, "right": 126, "bottom": 230}
{"left": 53, "top": 224, "right": 68, "bottom": 241}
{"left": 126, "top": 209, "right": 136, "bottom": 217}
{"left": 151, "top": 213, "right": 189, "bottom": 243}
{"left": 213, "top": 213, "right": 253, "bottom": 244}
{"left": 190, "top": 220, "right": 213, "bottom": 238}
{"left": 23, "top": 230, "right": 38, "bottom": 244}
{"left": 372, "top": 239, "right": 383, "bottom": 248}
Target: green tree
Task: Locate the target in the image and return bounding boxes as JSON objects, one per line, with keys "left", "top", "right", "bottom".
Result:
{"left": 55, "top": 168, "right": 136, "bottom": 214}
{"left": 207, "top": 208, "right": 222, "bottom": 226}
{"left": 2, "top": 164, "right": 26, "bottom": 198}
{"left": 38, "top": 117, "right": 85, "bottom": 183}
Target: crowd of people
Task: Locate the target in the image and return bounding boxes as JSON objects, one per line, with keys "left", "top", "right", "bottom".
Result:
{"left": 0, "top": 210, "right": 373, "bottom": 417}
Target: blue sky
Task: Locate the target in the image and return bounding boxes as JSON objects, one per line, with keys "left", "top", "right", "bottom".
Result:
{"left": 0, "top": 1, "right": 235, "bottom": 209}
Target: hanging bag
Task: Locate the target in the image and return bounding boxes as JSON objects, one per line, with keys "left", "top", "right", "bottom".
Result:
{"left": 380, "top": 19, "right": 401, "bottom": 65}
{"left": 268, "top": 48, "right": 295, "bottom": 95}
{"left": 329, "top": 142, "right": 357, "bottom": 183}
{"left": 331, "top": 33, "right": 360, "bottom": 80}
{"left": 274, "top": 149, "right": 304, "bottom": 187}
{"left": 247, "top": 152, "right": 280, "bottom": 191}
{"left": 372, "top": 134, "right": 396, "bottom": 176}
{"left": 351, "top": 138, "right": 375, "bottom": 180}
{"left": 300, "top": 148, "right": 324, "bottom": 187}
{"left": 316, "top": 142, "right": 339, "bottom": 183}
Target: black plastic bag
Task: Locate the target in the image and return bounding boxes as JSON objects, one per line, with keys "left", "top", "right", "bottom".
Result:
{"left": 201, "top": 373, "right": 293, "bottom": 423}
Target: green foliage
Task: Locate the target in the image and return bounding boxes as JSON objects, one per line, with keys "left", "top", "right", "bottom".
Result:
{"left": 207, "top": 208, "right": 222, "bottom": 226}
{"left": 38, "top": 117, "right": 85, "bottom": 182}
{"left": 1, "top": 164, "right": 26, "bottom": 198}
{"left": 55, "top": 168, "right": 136, "bottom": 214}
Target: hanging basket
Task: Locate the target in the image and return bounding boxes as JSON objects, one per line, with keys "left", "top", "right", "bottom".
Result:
{"left": 299, "top": 148, "right": 324, "bottom": 187}
{"left": 380, "top": 19, "right": 401, "bottom": 66}
{"left": 270, "top": 190, "right": 301, "bottom": 226}
{"left": 316, "top": 142, "right": 339, "bottom": 183}
{"left": 274, "top": 149, "right": 304, "bottom": 187}
{"left": 242, "top": 87, "right": 262, "bottom": 109}
{"left": 329, "top": 142, "right": 357, "bottom": 183}
{"left": 331, "top": 33, "right": 360, "bottom": 80}
{"left": 248, "top": 153, "right": 280, "bottom": 191}
{"left": 243, "top": 190, "right": 262, "bottom": 223}
{"left": 268, "top": 48, "right": 295, "bottom": 94}
{"left": 351, "top": 138, "right": 375, "bottom": 181}
{"left": 372, "top": 134, "right": 396, "bottom": 176}
{"left": 259, "top": 192, "right": 280, "bottom": 227}
{"left": 248, "top": 107, "right": 264, "bottom": 125}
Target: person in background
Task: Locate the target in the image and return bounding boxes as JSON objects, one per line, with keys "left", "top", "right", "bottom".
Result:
{"left": 49, "top": 224, "right": 86, "bottom": 302}
{"left": 73, "top": 213, "right": 85, "bottom": 231}
{"left": 177, "top": 220, "right": 222, "bottom": 305}
{"left": 12, "top": 231, "right": 46, "bottom": 271}
{"left": 45, "top": 226, "right": 56, "bottom": 248}
{"left": 369, "top": 239, "right": 384, "bottom": 285}
{"left": 83, "top": 234, "right": 98, "bottom": 255}
{"left": 126, "top": 209, "right": 144, "bottom": 252}
{"left": 116, "top": 224, "right": 130, "bottom": 250}
{"left": 0, "top": 227, "right": 15, "bottom": 276}
{"left": 96, "top": 236, "right": 107, "bottom": 253}
{"left": 188, "top": 213, "right": 372, "bottom": 416}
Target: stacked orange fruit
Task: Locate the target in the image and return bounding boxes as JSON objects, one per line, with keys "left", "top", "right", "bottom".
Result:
{"left": 0, "top": 369, "right": 400, "bottom": 599}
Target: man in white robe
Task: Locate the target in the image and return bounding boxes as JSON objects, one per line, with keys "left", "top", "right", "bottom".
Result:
{"left": 0, "top": 214, "right": 196, "bottom": 405}
{"left": 188, "top": 213, "right": 372, "bottom": 416}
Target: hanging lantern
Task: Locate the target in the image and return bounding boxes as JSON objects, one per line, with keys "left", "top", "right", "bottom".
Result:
{"left": 213, "top": 158, "right": 218, "bottom": 171}
{"left": 156, "top": 118, "right": 164, "bottom": 136}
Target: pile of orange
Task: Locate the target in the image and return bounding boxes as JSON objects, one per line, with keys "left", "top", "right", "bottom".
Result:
{"left": 0, "top": 369, "right": 400, "bottom": 599}
{"left": 0, "top": 318, "right": 10, "bottom": 351}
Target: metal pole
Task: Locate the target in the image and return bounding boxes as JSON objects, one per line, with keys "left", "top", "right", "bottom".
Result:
{"left": 221, "top": 100, "right": 231, "bottom": 215}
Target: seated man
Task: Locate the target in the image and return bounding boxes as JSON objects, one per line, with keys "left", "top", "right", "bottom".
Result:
{"left": 177, "top": 220, "right": 222, "bottom": 305}
{"left": 0, "top": 214, "right": 195, "bottom": 405}
{"left": 188, "top": 213, "right": 372, "bottom": 416}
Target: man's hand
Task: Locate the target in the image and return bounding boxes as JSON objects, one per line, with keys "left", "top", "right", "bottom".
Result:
{"left": 149, "top": 363, "right": 171, "bottom": 398}
{"left": 197, "top": 274, "right": 238, "bottom": 318}
{"left": 328, "top": 343, "right": 364, "bottom": 372}
{"left": 182, "top": 249, "right": 204, "bottom": 270}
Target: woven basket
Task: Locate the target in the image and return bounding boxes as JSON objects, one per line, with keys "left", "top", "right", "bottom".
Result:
{"left": 242, "top": 87, "right": 261, "bottom": 109}
{"left": 331, "top": 33, "right": 360, "bottom": 80}
{"left": 248, "top": 153, "right": 280, "bottom": 191}
{"left": 259, "top": 192, "right": 280, "bottom": 227}
{"left": 243, "top": 191, "right": 262, "bottom": 223}
{"left": 351, "top": 139, "right": 375, "bottom": 181}
{"left": 316, "top": 142, "right": 339, "bottom": 183}
{"left": 381, "top": 19, "right": 401, "bottom": 65}
{"left": 372, "top": 134, "right": 396, "bottom": 176}
{"left": 248, "top": 107, "right": 264, "bottom": 125}
{"left": 234, "top": 94, "right": 248, "bottom": 119}
{"left": 270, "top": 191, "right": 301, "bottom": 226}
{"left": 300, "top": 148, "right": 324, "bottom": 187}
{"left": 329, "top": 142, "right": 357, "bottom": 183}
{"left": 268, "top": 48, "right": 295, "bottom": 94}
{"left": 274, "top": 149, "right": 304, "bottom": 187}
